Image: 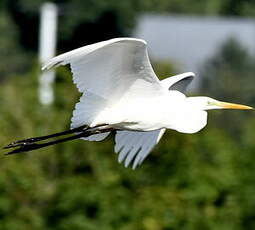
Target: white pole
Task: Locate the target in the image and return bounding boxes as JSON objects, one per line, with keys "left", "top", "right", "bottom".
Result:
{"left": 39, "top": 2, "right": 58, "bottom": 105}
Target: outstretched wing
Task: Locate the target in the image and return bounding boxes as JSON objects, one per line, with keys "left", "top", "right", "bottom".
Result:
{"left": 43, "top": 38, "right": 164, "bottom": 103}
{"left": 161, "top": 72, "right": 194, "bottom": 92}
{"left": 114, "top": 72, "right": 195, "bottom": 169}
{"left": 115, "top": 129, "right": 166, "bottom": 169}
{"left": 43, "top": 38, "right": 167, "bottom": 143}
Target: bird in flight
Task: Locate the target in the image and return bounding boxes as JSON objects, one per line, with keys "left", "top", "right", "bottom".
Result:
{"left": 4, "top": 38, "right": 253, "bottom": 169}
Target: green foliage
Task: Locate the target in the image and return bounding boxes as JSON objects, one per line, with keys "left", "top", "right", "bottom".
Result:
{"left": 0, "top": 11, "right": 31, "bottom": 79}
{"left": 200, "top": 38, "right": 255, "bottom": 136}
{"left": 1, "top": 0, "right": 255, "bottom": 229}
{"left": 4, "top": 0, "right": 255, "bottom": 55}
{"left": 5, "top": 0, "right": 140, "bottom": 51}
{"left": 140, "top": 0, "right": 255, "bottom": 16}
{"left": 0, "top": 67, "right": 254, "bottom": 230}
{"left": 1, "top": 0, "right": 255, "bottom": 79}
{"left": 139, "top": 0, "right": 222, "bottom": 15}
{"left": 152, "top": 60, "right": 176, "bottom": 80}
{"left": 200, "top": 38, "right": 255, "bottom": 103}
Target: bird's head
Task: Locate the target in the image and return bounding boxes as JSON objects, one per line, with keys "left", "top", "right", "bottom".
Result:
{"left": 187, "top": 96, "right": 253, "bottom": 111}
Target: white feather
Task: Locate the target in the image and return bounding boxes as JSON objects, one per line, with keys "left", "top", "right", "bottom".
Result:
{"left": 115, "top": 129, "right": 166, "bottom": 169}
{"left": 160, "top": 72, "right": 194, "bottom": 90}
{"left": 43, "top": 38, "right": 164, "bottom": 101}
{"left": 70, "top": 92, "right": 111, "bottom": 141}
{"left": 113, "top": 72, "right": 195, "bottom": 169}
{"left": 43, "top": 38, "right": 211, "bottom": 169}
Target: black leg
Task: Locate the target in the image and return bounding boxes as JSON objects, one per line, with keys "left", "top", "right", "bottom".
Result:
{"left": 3, "top": 125, "right": 90, "bottom": 149}
{"left": 3, "top": 124, "right": 110, "bottom": 150}
{"left": 4, "top": 127, "right": 114, "bottom": 155}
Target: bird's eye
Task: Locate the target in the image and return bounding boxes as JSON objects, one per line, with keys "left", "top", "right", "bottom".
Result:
{"left": 207, "top": 101, "right": 215, "bottom": 106}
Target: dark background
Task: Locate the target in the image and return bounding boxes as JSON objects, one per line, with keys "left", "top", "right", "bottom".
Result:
{"left": 1, "top": 0, "right": 255, "bottom": 229}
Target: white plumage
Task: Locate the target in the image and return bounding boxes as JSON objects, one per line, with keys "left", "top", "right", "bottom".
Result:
{"left": 40, "top": 37, "right": 252, "bottom": 169}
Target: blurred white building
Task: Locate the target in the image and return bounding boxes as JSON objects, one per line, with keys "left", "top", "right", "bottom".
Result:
{"left": 133, "top": 14, "right": 255, "bottom": 88}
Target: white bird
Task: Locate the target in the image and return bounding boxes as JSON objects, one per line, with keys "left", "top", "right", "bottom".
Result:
{"left": 5, "top": 38, "right": 252, "bottom": 169}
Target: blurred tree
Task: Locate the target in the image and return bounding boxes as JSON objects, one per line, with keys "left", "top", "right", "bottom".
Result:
{"left": 0, "top": 11, "right": 31, "bottom": 79}
{"left": 0, "top": 70, "right": 255, "bottom": 229}
{"left": 199, "top": 37, "right": 255, "bottom": 137}
{"left": 152, "top": 60, "right": 176, "bottom": 80}
{"left": 220, "top": 0, "right": 255, "bottom": 16}
{"left": 6, "top": 0, "right": 137, "bottom": 52}
{"left": 141, "top": 0, "right": 222, "bottom": 14}
{"left": 4, "top": 0, "right": 255, "bottom": 55}
{"left": 1, "top": 1, "right": 255, "bottom": 229}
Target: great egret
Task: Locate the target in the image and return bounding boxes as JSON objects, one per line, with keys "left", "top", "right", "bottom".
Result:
{"left": 4, "top": 38, "right": 253, "bottom": 169}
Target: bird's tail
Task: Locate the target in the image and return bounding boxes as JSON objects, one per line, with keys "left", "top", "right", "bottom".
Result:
{"left": 71, "top": 92, "right": 111, "bottom": 141}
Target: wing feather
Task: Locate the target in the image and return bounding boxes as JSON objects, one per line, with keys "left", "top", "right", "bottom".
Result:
{"left": 114, "top": 72, "right": 195, "bottom": 169}
{"left": 123, "top": 133, "right": 145, "bottom": 167}
{"left": 118, "top": 132, "right": 139, "bottom": 163}
{"left": 43, "top": 38, "right": 164, "bottom": 103}
{"left": 115, "top": 129, "right": 166, "bottom": 169}
{"left": 43, "top": 39, "right": 198, "bottom": 168}
{"left": 161, "top": 72, "right": 194, "bottom": 92}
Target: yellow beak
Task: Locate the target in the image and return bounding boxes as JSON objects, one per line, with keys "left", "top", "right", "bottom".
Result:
{"left": 216, "top": 101, "right": 253, "bottom": 110}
